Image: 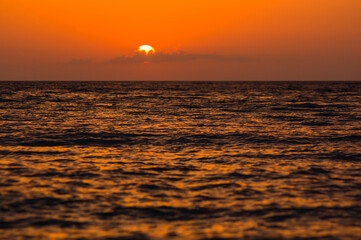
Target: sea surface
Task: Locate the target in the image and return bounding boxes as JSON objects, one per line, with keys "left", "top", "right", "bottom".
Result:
{"left": 0, "top": 81, "right": 360, "bottom": 240}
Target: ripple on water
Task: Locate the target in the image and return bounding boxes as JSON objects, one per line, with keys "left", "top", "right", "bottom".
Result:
{"left": 0, "top": 81, "right": 360, "bottom": 239}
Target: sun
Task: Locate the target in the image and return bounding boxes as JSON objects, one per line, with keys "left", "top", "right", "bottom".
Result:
{"left": 139, "top": 45, "right": 155, "bottom": 55}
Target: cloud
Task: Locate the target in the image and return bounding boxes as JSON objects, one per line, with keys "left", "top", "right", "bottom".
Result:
{"left": 66, "top": 58, "right": 93, "bottom": 65}
{"left": 107, "top": 51, "right": 251, "bottom": 64}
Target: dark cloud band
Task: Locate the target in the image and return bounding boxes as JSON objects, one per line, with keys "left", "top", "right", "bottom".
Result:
{"left": 107, "top": 51, "right": 250, "bottom": 64}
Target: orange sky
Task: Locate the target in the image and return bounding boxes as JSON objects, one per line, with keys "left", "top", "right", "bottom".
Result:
{"left": 1, "top": 0, "right": 360, "bottom": 80}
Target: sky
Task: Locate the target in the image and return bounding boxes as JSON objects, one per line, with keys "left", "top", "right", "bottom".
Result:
{"left": 1, "top": 0, "right": 360, "bottom": 81}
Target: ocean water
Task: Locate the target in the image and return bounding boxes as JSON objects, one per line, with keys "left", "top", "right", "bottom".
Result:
{"left": 0, "top": 81, "right": 360, "bottom": 240}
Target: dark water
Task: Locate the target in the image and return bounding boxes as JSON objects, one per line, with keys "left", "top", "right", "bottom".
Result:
{"left": 0, "top": 81, "right": 360, "bottom": 240}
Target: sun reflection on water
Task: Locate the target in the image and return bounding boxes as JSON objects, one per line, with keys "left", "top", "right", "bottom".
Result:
{"left": 0, "top": 81, "right": 360, "bottom": 239}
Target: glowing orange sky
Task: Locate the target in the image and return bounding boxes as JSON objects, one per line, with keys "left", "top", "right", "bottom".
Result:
{"left": 1, "top": 0, "right": 360, "bottom": 80}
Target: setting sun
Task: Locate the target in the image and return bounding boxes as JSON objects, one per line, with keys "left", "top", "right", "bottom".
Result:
{"left": 138, "top": 45, "right": 155, "bottom": 55}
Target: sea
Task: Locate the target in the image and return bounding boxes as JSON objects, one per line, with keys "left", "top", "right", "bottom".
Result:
{"left": 0, "top": 81, "right": 360, "bottom": 240}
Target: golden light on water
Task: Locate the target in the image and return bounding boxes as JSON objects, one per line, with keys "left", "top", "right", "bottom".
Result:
{"left": 138, "top": 45, "right": 155, "bottom": 55}
{"left": 1, "top": 82, "right": 361, "bottom": 239}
